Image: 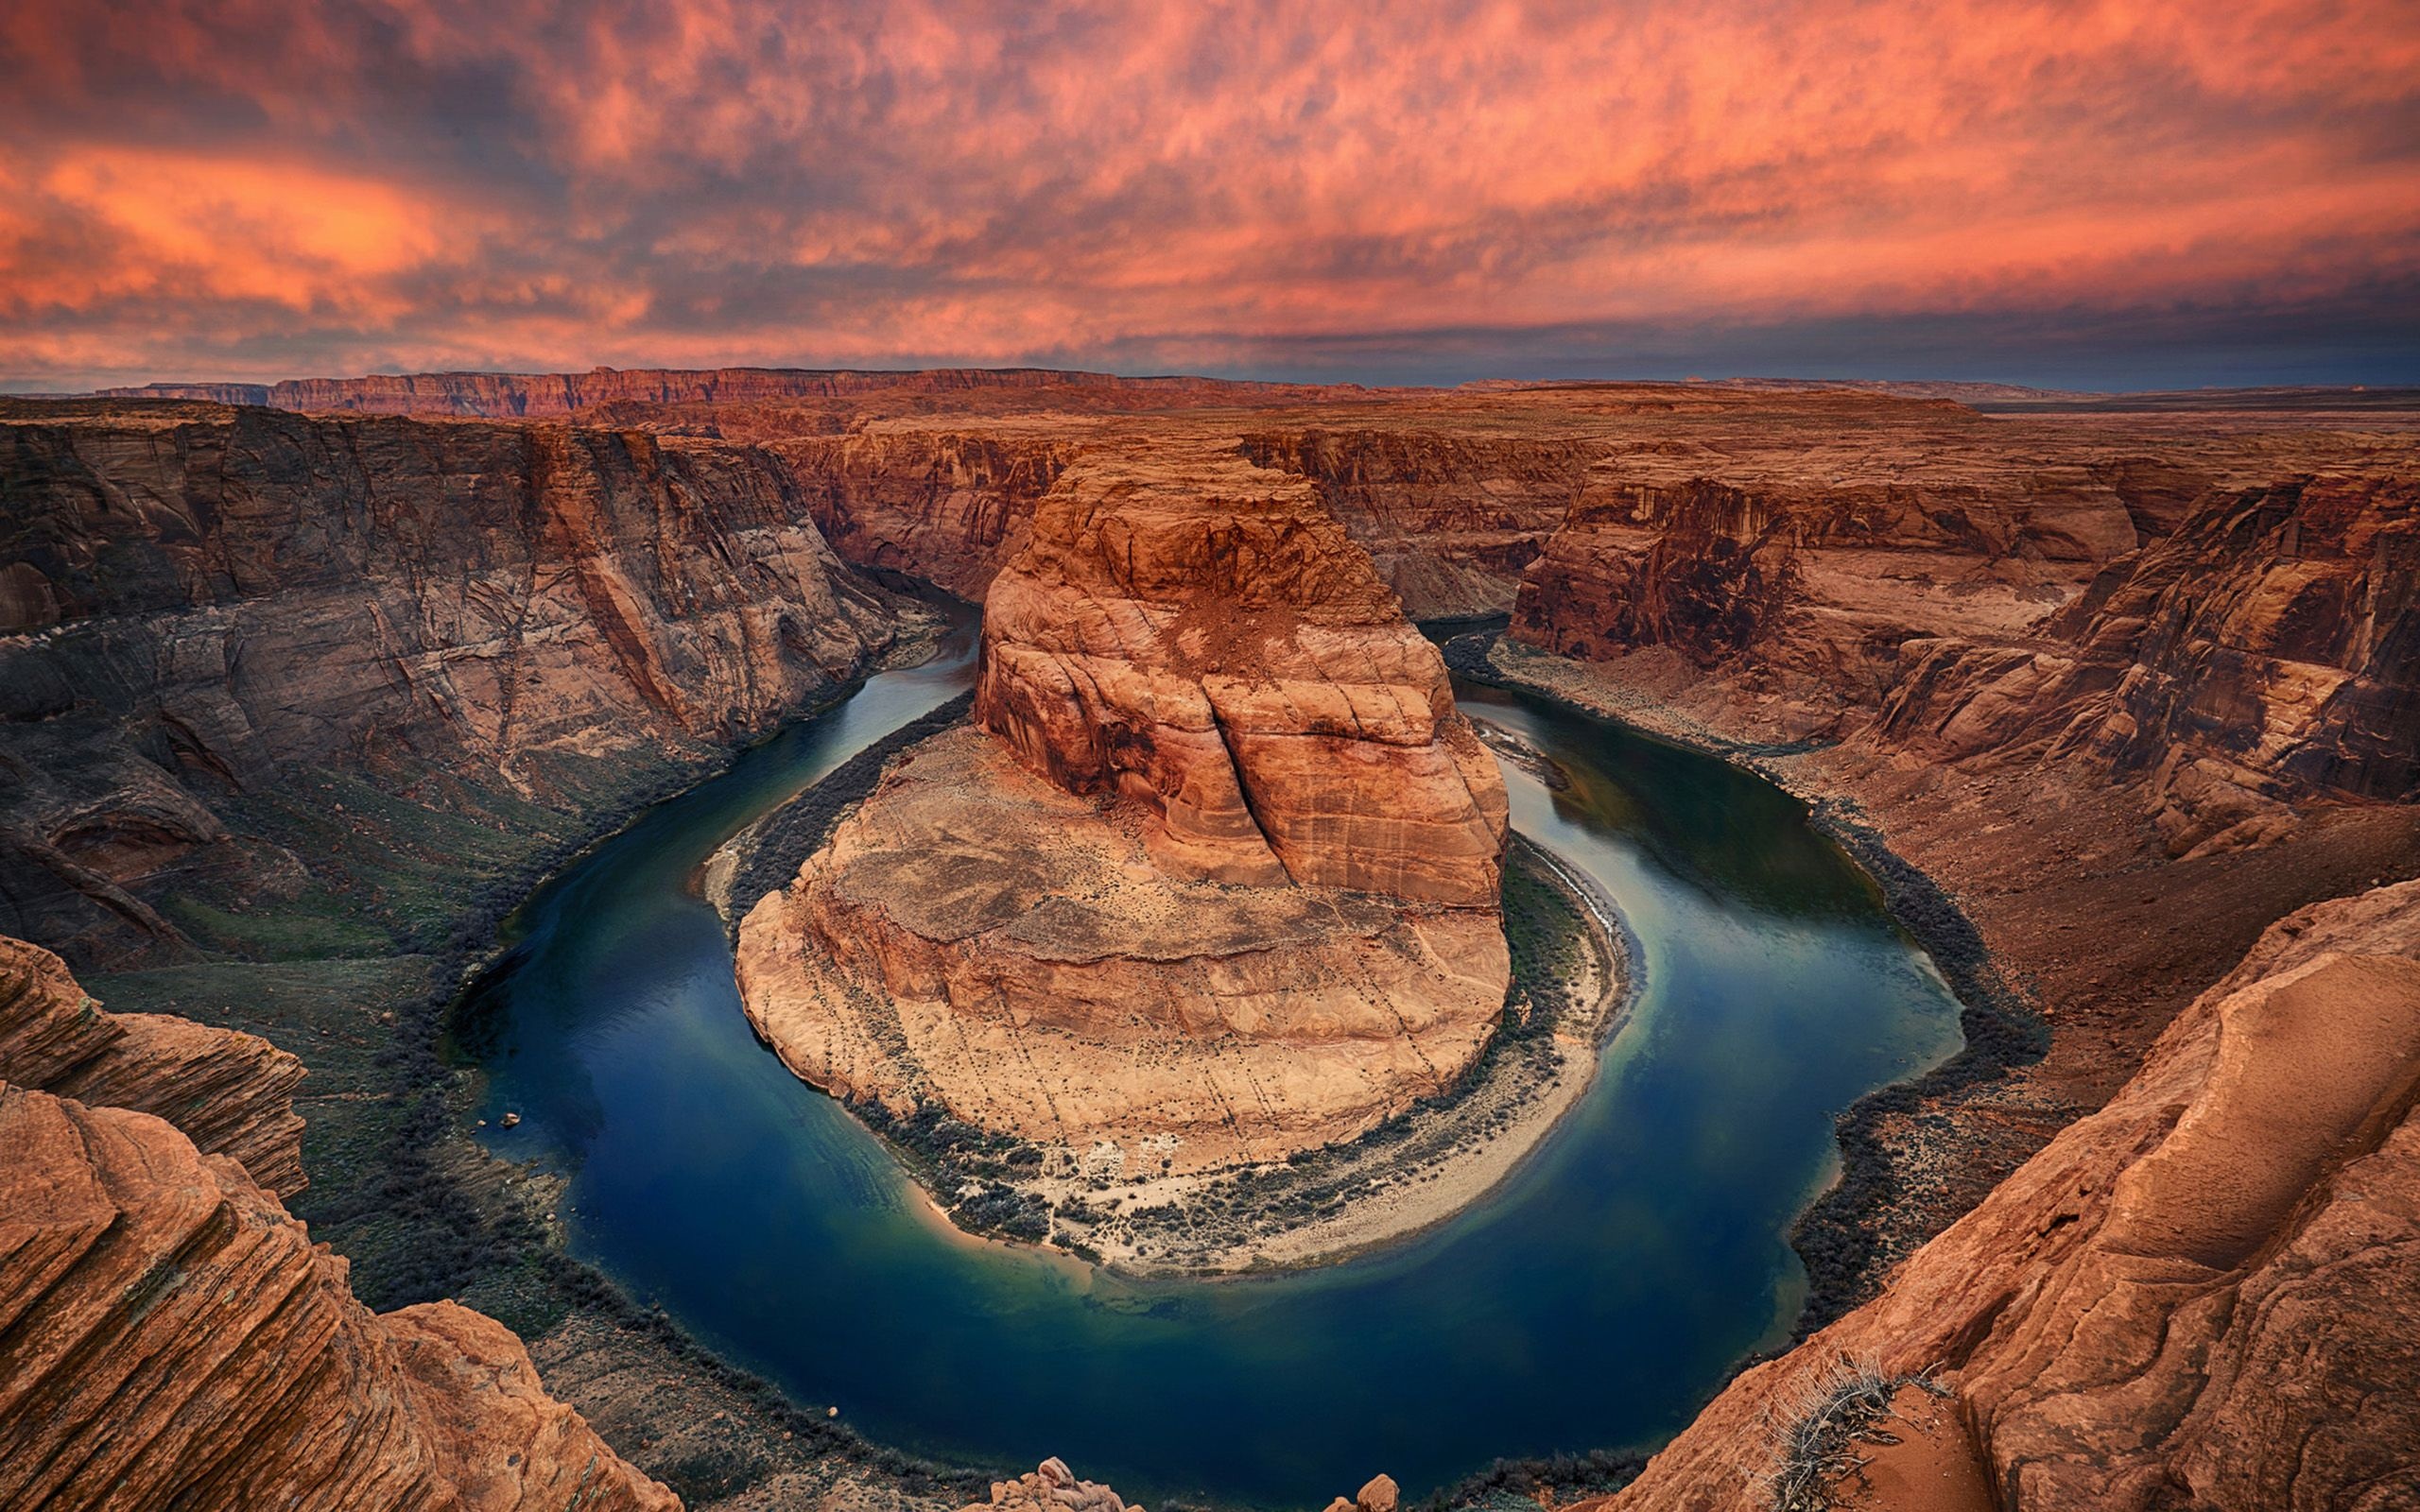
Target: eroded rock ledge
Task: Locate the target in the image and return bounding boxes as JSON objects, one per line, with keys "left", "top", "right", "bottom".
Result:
{"left": 738, "top": 442, "right": 1512, "bottom": 1194}
{"left": 0, "top": 935, "right": 306, "bottom": 1196}
{"left": 1605, "top": 879, "right": 2420, "bottom": 1511}
{"left": 0, "top": 937, "right": 676, "bottom": 1512}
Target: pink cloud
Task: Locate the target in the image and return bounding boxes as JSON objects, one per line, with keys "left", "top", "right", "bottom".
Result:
{"left": 2, "top": 0, "right": 2415, "bottom": 387}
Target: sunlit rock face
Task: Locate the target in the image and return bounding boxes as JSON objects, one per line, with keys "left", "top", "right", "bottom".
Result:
{"left": 0, "top": 935, "right": 305, "bottom": 1196}
{"left": 0, "top": 937, "right": 678, "bottom": 1512}
{"left": 1603, "top": 878, "right": 2420, "bottom": 1512}
{"left": 739, "top": 441, "right": 1511, "bottom": 1177}
{"left": 976, "top": 443, "right": 1509, "bottom": 904}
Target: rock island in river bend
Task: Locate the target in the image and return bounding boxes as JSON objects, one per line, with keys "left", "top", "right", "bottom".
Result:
{"left": 733, "top": 440, "right": 1585, "bottom": 1262}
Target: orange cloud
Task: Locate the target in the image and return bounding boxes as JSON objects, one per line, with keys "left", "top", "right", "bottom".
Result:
{"left": 1, "top": 0, "right": 2415, "bottom": 388}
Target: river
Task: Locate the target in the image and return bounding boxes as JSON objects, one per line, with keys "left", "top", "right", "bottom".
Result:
{"left": 464, "top": 610, "right": 1963, "bottom": 1507}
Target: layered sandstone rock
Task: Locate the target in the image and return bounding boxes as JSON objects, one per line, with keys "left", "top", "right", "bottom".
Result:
{"left": 737, "top": 729, "right": 1506, "bottom": 1170}
{"left": 1875, "top": 475, "right": 2416, "bottom": 854}
{"left": 1510, "top": 451, "right": 2148, "bottom": 734}
{"left": 976, "top": 444, "right": 1507, "bottom": 904}
{"left": 0, "top": 399, "right": 903, "bottom": 966}
{"left": 1607, "top": 879, "right": 2420, "bottom": 1512}
{"left": 769, "top": 424, "right": 1082, "bottom": 597}
{"left": 1239, "top": 429, "right": 1595, "bottom": 617}
{"left": 0, "top": 1077, "right": 677, "bottom": 1512}
{"left": 0, "top": 936, "right": 305, "bottom": 1195}
{"left": 739, "top": 444, "right": 1510, "bottom": 1175}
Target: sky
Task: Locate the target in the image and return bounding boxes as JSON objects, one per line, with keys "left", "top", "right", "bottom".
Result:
{"left": 4, "top": 0, "right": 2418, "bottom": 392}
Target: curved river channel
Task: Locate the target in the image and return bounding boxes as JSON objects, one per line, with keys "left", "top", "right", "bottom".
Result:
{"left": 465, "top": 609, "right": 1965, "bottom": 1508}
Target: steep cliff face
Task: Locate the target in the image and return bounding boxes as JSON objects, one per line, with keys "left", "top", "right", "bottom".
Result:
{"left": 1238, "top": 429, "right": 1595, "bottom": 617}
{"left": 1606, "top": 879, "right": 2420, "bottom": 1512}
{"left": 0, "top": 935, "right": 305, "bottom": 1195}
{"left": 0, "top": 399, "right": 903, "bottom": 966}
{"left": 738, "top": 443, "right": 1511, "bottom": 1177}
{"left": 1510, "top": 455, "right": 2147, "bottom": 734}
{"left": 768, "top": 426, "right": 1082, "bottom": 597}
{"left": 977, "top": 445, "right": 1508, "bottom": 902}
{"left": 0, "top": 1075, "right": 678, "bottom": 1512}
{"left": 1869, "top": 475, "right": 2415, "bottom": 854}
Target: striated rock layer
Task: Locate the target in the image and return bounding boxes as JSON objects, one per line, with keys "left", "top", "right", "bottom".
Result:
{"left": 0, "top": 936, "right": 305, "bottom": 1195}
{"left": 0, "top": 398, "right": 903, "bottom": 967}
{"left": 1606, "top": 879, "right": 2420, "bottom": 1512}
{"left": 1875, "top": 474, "right": 2417, "bottom": 854}
{"left": 1513, "top": 464, "right": 2415, "bottom": 853}
{"left": 737, "top": 728, "right": 1505, "bottom": 1172}
{"left": 739, "top": 443, "right": 1510, "bottom": 1176}
{"left": 976, "top": 444, "right": 1508, "bottom": 903}
{"left": 0, "top": 1078, "right": 678, "bottom": 1512}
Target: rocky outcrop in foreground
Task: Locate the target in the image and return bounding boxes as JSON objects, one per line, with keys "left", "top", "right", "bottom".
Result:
{"left": 739, "top": 444, "right": 1510, "bottom": 1178}
{"left": 0, "top": 398, "right": 904, "bottom": 967}
{"left": 1607, "top": 879, "right": 2420, "bottom": 1511}
{"left": 0, "top": 936, "right": 676, "bottom": 1512}
{"left": 0, "top": 936, "right": 305, "bottom": 1195}
{"left": 960, "top": 1458, "right": 1141, "bottom": 1512}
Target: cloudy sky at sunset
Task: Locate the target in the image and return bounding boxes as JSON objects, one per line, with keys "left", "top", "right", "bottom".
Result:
{"left": 5, "top": 0, "right": 2417, "bottom": 391}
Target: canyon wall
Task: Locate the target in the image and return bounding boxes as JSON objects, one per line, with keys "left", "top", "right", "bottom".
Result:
{"left": 1877, "top": 475, "right": 2416, "bottom": 853}
{"left": 1510, "top": 453, "right": 2150, "bottom": 733}
{"left": 768, "top": 426, "right": 1082, "bottom": 597}
{"left": 1238, "top": 429, "right": 1596, "bottom": 617}
{"left": 1606, "top": 878, "right": 2420, "bottom": 1511}
{"left": 95, "top": 366, "right": 1338, "bottom": 418}
{"left": 1512, "top": 465, "right": 2415, "bottom": 852}
{"left": 0, "top": 398, "right": 905, "bottom": 968}
{"left": 737, "top": 443, "right": 1511, "bottom": 1177}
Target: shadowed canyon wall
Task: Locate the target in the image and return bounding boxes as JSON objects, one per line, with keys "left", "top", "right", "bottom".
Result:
{"left": 0, "top": 398, "right": 905, "bottom": 969}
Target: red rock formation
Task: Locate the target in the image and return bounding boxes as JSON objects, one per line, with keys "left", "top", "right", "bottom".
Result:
{"left": 1510, "top": 452, "right": 2150, "bottom": 735}
{"left": 738, "top": 441, "right": 1511, "bottom": 1177}
{"left": 977, "top": 443, "right": 1507, "bottom": 904}
{"left": 1239, "top": 429, "right": 1594, "bottom": 617}
{"left": 1606, "top": 878, "right": 2420, "bottom": 1512}
{"left": 962, "top": 1458, "right": 1139, "bottom": 1512}
{"left": 0, "top": 399, "right": 904, "bottom": 966}
{"left": 1870, "top": 475, "right": 2416, "bottom": 854}
{"left": 0, "top": 1077, "right": 677, "bottom": 1512}
{"left": 736, "top": 729, "right": 1507, "bottom": 1173}
{"left": 769, "top": 426, "right": 1080, "bottom": 597}
{"left": 0, "top": 935, "right": 305, "bottom": 1195}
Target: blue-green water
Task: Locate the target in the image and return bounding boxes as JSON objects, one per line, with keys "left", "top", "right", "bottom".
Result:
{"left": 465, "top": 616, "right": 1963, "bottom": 1508}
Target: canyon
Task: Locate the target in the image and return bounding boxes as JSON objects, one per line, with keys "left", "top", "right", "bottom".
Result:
{"left": 0, "top": 369, "right": 2414, "bottom": 1510}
